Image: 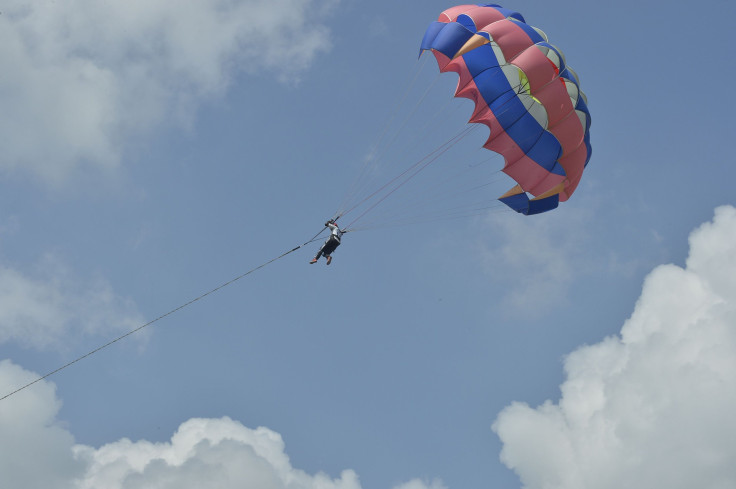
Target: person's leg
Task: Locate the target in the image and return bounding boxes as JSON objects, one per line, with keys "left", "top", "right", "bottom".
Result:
{"left": 310, "top": 247, "right": 324, "bottom": 263}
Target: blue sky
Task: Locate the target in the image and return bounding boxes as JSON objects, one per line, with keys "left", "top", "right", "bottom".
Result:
{"left": 1, "top": 1, "right": 735, "bottom": 488}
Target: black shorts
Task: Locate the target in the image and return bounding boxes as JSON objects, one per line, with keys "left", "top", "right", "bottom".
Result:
{"left": 322, "top": 237, "right": 340, "bottom": 255}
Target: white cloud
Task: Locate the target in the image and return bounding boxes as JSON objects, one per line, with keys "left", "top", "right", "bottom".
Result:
{"left": 0, "top": 360, "right": 85, "bottom": 489}
{"left": 392, "top": 479, "right": 448, "bottom": 489}
{"left": 0, "top": 360, "right": 443, "bottom": 489}
{"left": 492, "top": 205, "right": 736, "bottom": 489}
{"left": 0, "top": 254, "right": 144, "bottom": 350}
{"left": 0, "top": 0, "right": 338, "bottom": 184}
{"left": 73, "top": 417, "right": 363, "bottom": 489}
{"left": 479, "top": 207, "right": 591, "bottom": 317}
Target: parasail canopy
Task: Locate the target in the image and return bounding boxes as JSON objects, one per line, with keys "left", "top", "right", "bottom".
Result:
{"left": 420, "top": 4, "right": 592, "bottom": 215}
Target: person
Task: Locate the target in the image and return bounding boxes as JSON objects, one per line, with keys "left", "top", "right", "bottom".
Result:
{"left": 310, "top": 220, "right": 343, "bottom": 265}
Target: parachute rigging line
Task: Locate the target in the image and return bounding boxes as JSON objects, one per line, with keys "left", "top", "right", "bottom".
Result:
{"left": 345, "top": 123, "right": 478, "bottom": 218}
{"left": 351, "top": 172, "right": 508, "bottom": 230}
{"left": 0, "top": 230, "right": 327, "bottom": 403}
{"left": 337, "top": 72, "right": 552, "bottom": 231}
{"left": 341, "top": 124, "right": 478, "bottom": 230}
{"left": 336, "top": 57, "right": 431, "bottom": 215}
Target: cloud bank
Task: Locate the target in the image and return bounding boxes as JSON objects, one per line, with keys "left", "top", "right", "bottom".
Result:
{"left": 0, "top": 360, "right": 444, "bottom": 489}
{"left": 493, "top": 205, "right": 736, "bottom": 489}
{"left": 73, "top": 417, "right": 362, "bottom": 489}
{"left": 0, "top": 0, "right": 338, "bottom": 183}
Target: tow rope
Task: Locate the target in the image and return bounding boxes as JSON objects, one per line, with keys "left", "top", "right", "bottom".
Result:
{"left": 0, "top": 229, "right": 327, "bottom": 403}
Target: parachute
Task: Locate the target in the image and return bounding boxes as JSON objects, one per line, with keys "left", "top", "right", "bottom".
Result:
{"left": 420, "top": 4, "right": 592, "bottom": 215}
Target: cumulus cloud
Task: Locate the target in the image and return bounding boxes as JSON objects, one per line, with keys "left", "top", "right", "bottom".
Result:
{"left": 0, "top": 360, "right": 439, "bottom": 489}
{"left": 493, "top": 205, "right": 736, "bottom": 489}
{"left": 0, "top": 254, "right": 144, "bottom": 350}
{"left": 392, "top": 479, "right": 448, "bottom": 489}
{"left": 73, "top": 417, "right": 363, "bottom": 489}
{"left": 0, "top": 361, "right": 85, "bottom": 489}
{"left": 0, "top": 0, "right": 338, "bottom": 183}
